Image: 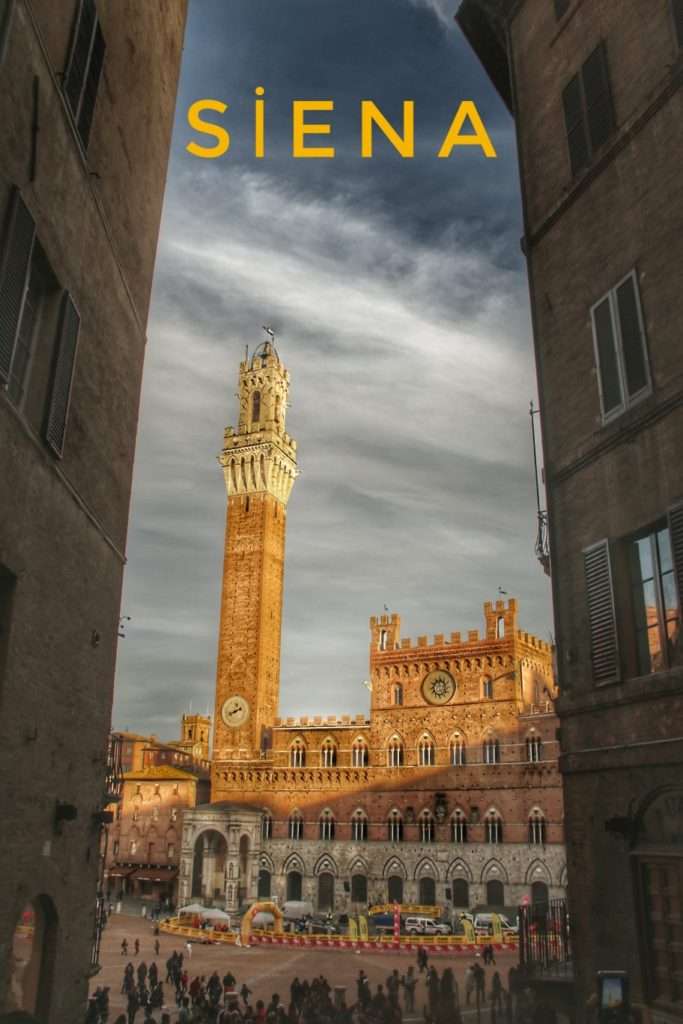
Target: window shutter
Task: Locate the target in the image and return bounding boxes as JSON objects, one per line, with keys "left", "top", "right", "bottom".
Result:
{"left": 64, "top": 0, "right": 96, "bottom": 121}
{"left": 673, "top": 0, "right": 683, "bottom": 49}
{"left": 584, "top": 539, "right": 620, "bottom": 683}
{"left": 668, "top": 502, "right": 683, "bottom": 613}
{"left": 45, "top": 293, "right": 80, "bottom": 457}
{"left": 592, "top": 295, "right": 622, "bottom": 415}
{"left": 554, "top": 0, "right": 570, "bottom": 18}
{"left": 582, "top": 42, "right": 615, "bottom": 152}
{"left": 77, "top": 21, "right": 105, "bottom": 148}
{"left": 562, "top": 75, "right": 589, "bottom": 176}
{"left": 615, "top": 275, "right": 648, "bottom": 397}
{"left": 0, "top": 190, "right": 35, "bottom": 385}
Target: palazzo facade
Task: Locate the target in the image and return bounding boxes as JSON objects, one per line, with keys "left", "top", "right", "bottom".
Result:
{"left": 179, "top": 340, "right": 566, "bottom": 918}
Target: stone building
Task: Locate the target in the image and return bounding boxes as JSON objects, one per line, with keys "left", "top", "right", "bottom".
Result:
{"left": 0, "top": 2, "right": 187, "bottom": 1020}
{"left": 179, "top": 341, "right": 566, "bottom": 919}
{"left": 457, "top": 1, "right": 683, "bottom": 1021}
{"left": 105, "top": 715, "right": 211, "bottom": 906}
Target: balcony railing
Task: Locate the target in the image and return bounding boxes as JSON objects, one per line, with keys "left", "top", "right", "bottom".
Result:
{"left": 519, "top": 898, "right": 572, "bottom": 979}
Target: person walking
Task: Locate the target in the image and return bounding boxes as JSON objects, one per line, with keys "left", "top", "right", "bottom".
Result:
{"left": 401, "top": 966, "right": 416, "bottom": 1013}
{"left": 241, "top": 982, "right": 253, "bottom": 1006}
{"left": 154, "top": 938, "right": 160, "bottom": 957}
{"left": 491, "top": 971, "right": 504, "bottom": 1014}
{"left": 185, "top": 939, "right": 192, "bottom": 960}
{"left": 121, "top": 939, "right": 129, "bottom": 956}
{"left": 134, "top": 939, "right": 140, "bottom": 957}
{"left": 127, "top": 988, "right": 140, "bottom": 1024}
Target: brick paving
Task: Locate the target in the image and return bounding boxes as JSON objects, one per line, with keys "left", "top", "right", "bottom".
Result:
{"left": 92, "top": 914, "right": 515, "bottom": 1021}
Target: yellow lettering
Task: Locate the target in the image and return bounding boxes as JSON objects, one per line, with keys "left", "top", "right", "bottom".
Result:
{"left": 361, "top": 101, "right": 414, "bottom": 158}
{"left": 292, "top": 101, "right": 335, "bottom": 158}
{"left": 186, "top": 99, "right": 230, "bottom": 159}
{"left": 437, "top": 101, "right": 497, "bottom": 158}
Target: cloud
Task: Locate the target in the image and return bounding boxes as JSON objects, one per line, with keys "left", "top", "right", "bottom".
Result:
{"left": 112, "top": 161, "right": 551, "bottom": 738}
{"left": 405, "top": 0, "right": 457, "bottom": 30}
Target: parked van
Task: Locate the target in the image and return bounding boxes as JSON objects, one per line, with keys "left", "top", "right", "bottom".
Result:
{"left": 473, "top": 912, "right": 518, "bottom": 936}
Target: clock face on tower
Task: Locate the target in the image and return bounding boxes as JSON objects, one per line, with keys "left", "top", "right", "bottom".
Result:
{"left": 421, "top": 669, "right": 456, "bottom": 705}
{"left": 221, "top": 695, "right": 250, "bottom": 728}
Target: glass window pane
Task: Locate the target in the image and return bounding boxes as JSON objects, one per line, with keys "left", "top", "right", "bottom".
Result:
{"left": 661, "top": 572, "right": 679, "bottom": 621}
{"left": 616, "top": 277, "right": 648, "bottom": 397}
{"left": 657, "top": 529, "right": 673, "bottom": 575}
{"left": 634, "top": 536, "right": 654, "bottom": 582}
{"left": 594, "top": 297, "right": 622, "bottom": 413}
{"left": 648, "top": 624, "right": 664, "bottom": 672}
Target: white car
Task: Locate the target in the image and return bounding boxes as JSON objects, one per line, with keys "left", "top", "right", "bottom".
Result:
{"left": 404, "top": 916, "right": 451, "bottom": 935}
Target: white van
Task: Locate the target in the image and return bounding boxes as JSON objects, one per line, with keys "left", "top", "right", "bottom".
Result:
{"left": 404, "top": 916, "right": 451, "bottom": 935}
{"left": 473, "top": 912, "right": 518, "bottom": 936}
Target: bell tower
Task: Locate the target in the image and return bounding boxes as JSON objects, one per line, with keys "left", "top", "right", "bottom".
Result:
{"left": 212, "top": 333, "right": 297, "bottom": 777}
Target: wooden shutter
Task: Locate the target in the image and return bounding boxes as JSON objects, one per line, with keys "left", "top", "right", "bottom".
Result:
{"left": 581, "top": 42, "right": 615, "bottom": 152}
{"left": 562, "top": 75, "right": 589, "bottom": 176}
{"left": 583, "top": 539, "right": 620, "bottom": 683}
{"left": 615, "top": 274, "right": 649, "bottom": 397}
{"left": 554, "top": 0, "right": 570, "bottom": 18}
{"left": 668, "top": 502, "right": 683, "bottom": 614}
{"left": 673, "top": 0, "right": 683, "bottom": 49}
{"left": 0, "top": 190, "right": 35, "bottom": 384}
{"left": 44, "top": 293, "right": 80, "bottom": 457}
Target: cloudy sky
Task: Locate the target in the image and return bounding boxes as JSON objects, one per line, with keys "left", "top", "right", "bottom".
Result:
{"left": 112, "top": 0, "right": 552, "bottom": 738}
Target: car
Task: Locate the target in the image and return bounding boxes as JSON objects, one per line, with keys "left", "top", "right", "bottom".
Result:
{"left": 403, "top": 916, "right": 451, "bottom": 936}
{"left": 473, "top": 912, "right": 518, "bottom": 937}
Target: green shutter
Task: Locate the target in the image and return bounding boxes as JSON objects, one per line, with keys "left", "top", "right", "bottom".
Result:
{"left": 44, "top": 293, "right": 80, "bottom": 457}
{"left": 584, "top": 540, "right": 620, "bottom": 683}
{"left": 0, "top": 190, "right": 35, "bottom": 385}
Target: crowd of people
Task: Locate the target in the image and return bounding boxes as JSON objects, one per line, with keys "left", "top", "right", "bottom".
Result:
{"left": 83, "top": 941, "right": 531, "bottom": 1024}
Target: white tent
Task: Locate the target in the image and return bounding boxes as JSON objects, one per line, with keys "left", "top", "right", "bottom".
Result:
{"left": 201, "top": 908, "right": 231, "bottom": 921}
{"left": 178, "top": 903, "right": 209, "bottom": 915}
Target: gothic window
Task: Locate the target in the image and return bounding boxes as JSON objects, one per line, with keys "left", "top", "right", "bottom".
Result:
{"left": 418, "top": 734, "right": 436, "bottom": 766}
{"left": 452, "top": 810, "right": 468, "bottom": 843}
{"left": 112, "top": 839, "right": 119, "bottom": 857}
{"left": 452, "top": 878, "right": 469, "bottom": 907}
{"left": 352, "top": 738, "right": 368, "bottom": 767}
{"left": 528, "top": 810, "right": 546, "bottom": 845}
{"left": 419, "top": 810, "right": 435, "bottom": 843}
{"left": 485, "top": 810, "right": 503, "bottom": 844}
{"left": 483, "top": 737, "right": 500, "bottom": 765}
{"left": 288, "top": 811, "right": 303, "bottom": 840}
{"left": 129, "top": 840, "right": 137, "bottom": 855}
{"left": 261, "top": 815, "right": 273, "bottom": 840}
{"left": 496, "top": 616, "right": 505, "bottom": 639}
{"left": 275, "top": 394, "right": 281, "bottom": 422}
{"left": 170, "top": 807, "right": 178, "bottom": 823}
{"left": 319, "top": 810, "right": 335, "bottom": 841}
{"left": 152, "top": 806, "right": 159, "bottom": 822}
{"left": 393, "top": 683, "right": 403, "bottom": 706}
{"left": 135, "top": 784, "right": 141, "bottom": 795}
{"left": 252, "top": 390, "right": 261, "bottom": 423}
{"left": 290, "top": 739, "right": 306, "bottom": 767}
{"left": 387, "top": 810, "right": 403, "bottom": 843}
{"left": 173, "top": 784, "right": 179, "bottom": 795}
{"left": 351, "top": 874, "right": 368, "bottom": 903}
{"left": 167, "top": 843, "right": 176, "bottom": 859}
{"left": 154, "top": 784, "right": 160, "bottom": 795}
{"left": 321, "top": 738, "right": 337, "bottom": 767}
{"left": 450, "top": 734, "right": 466, "bottom": 766}
{"left": 351, "top": 809, "right": 368, "bottom": 842}
{"left": 527, "top": 734, "right": 543, "bottom": 763}
{"left": 482, "top": 677, "right": 494, "bottom": 699}
{"left": 379, "top": 629, "right": 388, "bottom": 651}
{"left": 387, "top": 736, "right": 404, "bottom": 768}
{"left": 132, "top": 808, "right": 139, "bottom": 823}
{"left": 487, "top": 879, "right": 505, "bottom": 906}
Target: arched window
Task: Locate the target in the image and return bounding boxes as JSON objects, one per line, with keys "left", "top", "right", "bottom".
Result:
{"left": 419, "top": 810, "right": 435, "bottom": 843}
{"left": 379, "top": 629, "right": 388, "bottom": 651}
{"left": 349, "top": 873, "right": 367, "bottom": 903}
{"left": 321, "top": 738, "right": 337, "bottom": 767}
{"left": 452, "top": 878, "right": 469, "bottom": 907}
{"left": 452, "top": 810, "right": 468, "bottom": 843}
{"left": 388, "top": 875, "right": 404, "bottom": 903}
{"left": 290, "top": 739, "right": 306, "bottom": 767}
{"left": 287, "top": 871, "right": 302, "bottom": 901}
{"left": 486, "top": 879, "right": 504, "bottom": 906}
{"left": 352, "top": 737, "right": 369, "bottom": 767}
{"left": 261, "top": 815, "right": 273, "bottom": 840}
{"left": 288, "top": 811, "right": 303, "bottom": 840}
{"left": 531, "top": 880, "right": 549, "bottom": 905}
{"left": 387, "top": 736, "right": 404, "bottom": 768}
{"left": 528, "top": 810, "right": 546, "bottom": 845}
{"left": 450, "top": 734, "right": 466, "bottom": 766}
{"left": 170, "top": 807, "right": 178, "bottom": 823}
{"left": 258, "top": 869, "right": 271, "bottom": 899}
{"left": 485, "top": 810, "right": 503, "bottom": 844}
{"left": 496, "top": 616, "right": 505, "bottom": 639}
{"left": 274, "top": 394, "right": 281, "bottom": 422}
{"left": 419, "top": 876, "right": 436, "bottom": 905}
{"left": 10, "top": 898, "right": 58, "bottom": 1019}
{"left": 482, "top": 677, "right": 494, "bottom": 699}
{"left": 418, "top": 734, "right": 435, "bottom": 767}
{"left": 130, "top": 840, "right": 137, "bottom": 855}
{"left": 393, "top": 683, "right": 403, "bottom": 706}
{"left": 252, "top": 390, "right": 261, "bottom": 423}
{"left": 319, "top": 810, "right": 335, "bottom": 841}
{"left": 388, "top": 810, "right": 403, "bottom": 843}
{"left": 483, "top": 737, "right": 500, "bottom": 764}
{"left": 527, "top": 734, "right": 543, "bottom": 762}
{"left": 351, "top": 809, "right": 368, "bottom": 842}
